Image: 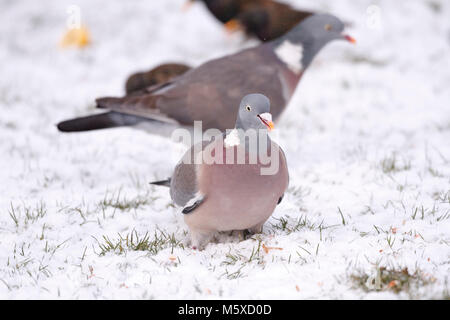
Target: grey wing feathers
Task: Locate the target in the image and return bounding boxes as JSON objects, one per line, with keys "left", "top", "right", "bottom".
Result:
{"left": 169, "top": 140, "right": 210, "bottom": 207}
{"left": 96, "top": 96, "right": 179, "bottom": 125}
{"left": 181, "top": 198, "right": 204, "bottom": 214}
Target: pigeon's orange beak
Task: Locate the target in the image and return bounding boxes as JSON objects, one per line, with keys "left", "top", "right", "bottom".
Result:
{"left": 343, "top": 34, "right": 356, "bottom": 44}
{"left": 224, "top": 19, "right": 243, "bottom": 33}
{"left": 258, "top": 113, "right": 274, "bottom": 131}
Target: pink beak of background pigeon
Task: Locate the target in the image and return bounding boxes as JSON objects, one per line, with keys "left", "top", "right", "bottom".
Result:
{"left": 343, "top": 34, "right": 356, "bottom": 44}
{"left": 258, "top": 113, "right": 274, "bottom": 131}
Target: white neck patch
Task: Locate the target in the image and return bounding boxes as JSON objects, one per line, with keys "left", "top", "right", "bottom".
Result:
{"left": 224, "top": 129, "right": 240, "bottom": 147}
{"left": 274, "top": 40, "right": 303, "bottom": 74}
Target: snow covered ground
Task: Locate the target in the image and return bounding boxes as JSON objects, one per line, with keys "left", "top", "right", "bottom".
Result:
{"left": 0, "top": 0, "right": 449, "bottom": 299}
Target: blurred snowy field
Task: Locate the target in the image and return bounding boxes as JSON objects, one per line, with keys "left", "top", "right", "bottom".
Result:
{"left": 0, "top": 0, "right": 449, "bottom": 299}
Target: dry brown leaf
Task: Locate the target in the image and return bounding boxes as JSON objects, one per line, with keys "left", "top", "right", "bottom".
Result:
{"left": 262, "top": 243, "right": 283, "bottom": 254}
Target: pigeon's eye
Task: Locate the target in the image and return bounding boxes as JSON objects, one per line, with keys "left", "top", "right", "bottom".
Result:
{"left": 245, "top": 105, "right": 252, "bottom": 111}
{"left": 324, "top": 24, "right": 332, "bottom": 31}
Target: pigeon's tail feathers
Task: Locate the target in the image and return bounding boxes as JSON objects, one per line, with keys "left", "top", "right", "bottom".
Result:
{"left": 57, "top": 111, "right": 144, "bottom": 132}
{"left": 95, "top": 95, "right": 179, "bottom": 125}
{"left": 150, "top": 178, "right": 171, "bottom": 187}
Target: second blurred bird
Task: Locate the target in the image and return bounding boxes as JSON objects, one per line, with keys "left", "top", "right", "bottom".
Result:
{"left": 125, "top": 63, "right": 191, "bottom": 94}
{"left": 187, "top": 0, "right": 313, "bottom": 41}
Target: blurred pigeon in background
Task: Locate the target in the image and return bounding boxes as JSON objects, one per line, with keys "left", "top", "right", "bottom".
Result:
{"left": 190, "top": 0, "right": 313, "bottom": 41}
{"left": 57, "top": 14, "right": 355, "bottom": 133}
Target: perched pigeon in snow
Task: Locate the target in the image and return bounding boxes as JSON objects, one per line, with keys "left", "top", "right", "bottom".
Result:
{"left": 151, "top": 94, "right": 289, "bottom": 249}
{"left": 57, "top": 14, "right": 355, "bottom": 133}
{"left": 192, "top": 0, "right": 313, "bottom": 41}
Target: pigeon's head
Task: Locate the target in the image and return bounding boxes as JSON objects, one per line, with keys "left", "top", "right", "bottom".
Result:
{"left": 274, "top": 14, "right": 355, "bottom": 69}
{"left": 291, "top": 13, "right": 354, "bottom": 44}
{"left": 236, "top": 93, "right": 274, "bottom": 131}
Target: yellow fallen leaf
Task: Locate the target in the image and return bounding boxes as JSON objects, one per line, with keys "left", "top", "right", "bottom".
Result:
{"left": 60, "top": 26, "right": 91, "bottom": 48}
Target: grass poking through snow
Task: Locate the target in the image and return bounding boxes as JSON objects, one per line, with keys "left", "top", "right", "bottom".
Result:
{"left": 380, "top": 153, "right": 412, "bottom": 174}
{"left": 350, "top": 266, "right": 437, "bottom": 297}
{"left": 94, "top": 229, "right": 184, "bottom": 256}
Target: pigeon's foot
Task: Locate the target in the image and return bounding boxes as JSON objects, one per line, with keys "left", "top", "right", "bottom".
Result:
{"left": 189, "top": 228, "right": 215, "bottom": 250}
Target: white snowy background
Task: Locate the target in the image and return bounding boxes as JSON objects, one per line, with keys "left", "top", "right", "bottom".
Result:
{"left": 0, "top": 0, "right": 449, "bottom": 299}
